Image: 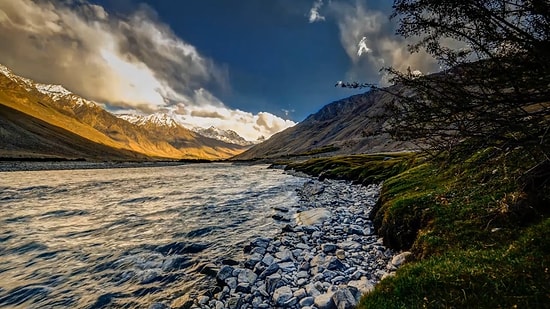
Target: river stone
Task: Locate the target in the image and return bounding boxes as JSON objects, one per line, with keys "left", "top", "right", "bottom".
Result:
{"left": 278, "top": 261, "right": 297, "bottom": 272}
{"left": 300, "top": 296, "right": 315, "bottom": 307}
{"left": 391, "top": 251, "right": 412, "bottom": 267}
{"left": 259, "top": 263, "right": 279, "bottom": 279}
{"left": 238, "top": 269, "right": 257, "bottom": 284}
{"left": 335, "top": 250, "right": 345, "bottom": 260}
{"left": 252, "top": 237, "right": 271, "bottom": 249}
{"left": 273, "top": 286, "right": 293, "bottom": 306}
{"left": 347, "top": 277, "right": 374, "bottom": 295}
{"left": 305, "top": 283, "right": 321, "bottom": 297}
{"left": 266, "top": 274, "right": 286, "bottom": 294}
{"left": 297, "top": 208, "right": 331, "bottom": 226}
{"left": 225, "top": 277, "right": 237, "bottom": 290}
{"left": 322, "top": 243, "right": 337, "bottom": 253}
{"left": 236, "top": 282, "right": 251, "bottom": 293}
{"left": 216, "top": 265, "right": 234, "bottom": 283}
{"left": 261, "top": 253, "right": 275, "bottom": 266}
{"left": 314, "top": 292, "right": 336, "bottom": 309}
{"left": 244, "top": 253, "right": 263, "bottom": 269}
{"left": 325, "top": 257, "right": 346, "bottom": 271}
{"left": 332, "top": 288, "right": 357, "bottom": 309}
{"left": 293, "top": 288, "right": 307, "bottom": 299}
{"left": 227, "top": 297, "right": 242, "bottom": 309}
{"left": 275, "top": 249, "right": 293, "bottom": 262}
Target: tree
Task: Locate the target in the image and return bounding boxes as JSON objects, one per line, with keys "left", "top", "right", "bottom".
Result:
{"left": 359, "top": 0, "right": 550, "bottom": 161}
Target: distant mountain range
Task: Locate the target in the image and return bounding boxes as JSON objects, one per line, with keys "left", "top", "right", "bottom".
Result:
{"left": 0, "top": 64, "right": 248, "bottom": 161}
{"left": 234, "top": 86, "right": 415, "bottom": 160}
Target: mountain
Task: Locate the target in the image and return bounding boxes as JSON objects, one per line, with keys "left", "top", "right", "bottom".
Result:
{"left": 0, "top": 64, "right": 247, "bottom": 160}
{"left": 192, "top": 126, "right": 256, "bottom": 146}
{"left": 233, "top": 87, "right": 415, "bottom": 160}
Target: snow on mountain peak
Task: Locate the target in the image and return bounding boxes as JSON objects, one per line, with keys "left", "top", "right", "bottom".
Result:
{"left": 0, "top": 63, "right": 96, "bottom": 108}
{"left": 118, "top": 113, "right": 179, "bottom": 128}
{"left": 0, "top": 64, "right": 11, "bottom": 77}
{"left": 192, "top": 126, "right": 256, "bottom": 146}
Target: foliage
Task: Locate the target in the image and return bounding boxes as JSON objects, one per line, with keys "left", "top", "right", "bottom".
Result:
{"left": 384, "top": 0, "right": 549, "bottom": 158}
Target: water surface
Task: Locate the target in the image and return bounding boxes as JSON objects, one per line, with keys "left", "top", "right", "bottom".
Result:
{"left": 0, "top": 163, "right": 306, "bottom": 308}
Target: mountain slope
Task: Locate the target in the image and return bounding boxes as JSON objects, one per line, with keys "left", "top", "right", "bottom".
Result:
{"left": 0, "top": 104, "right": 147, "bottom": 160}
{"left": 0, "top": 64, "right": 247, "bottom": 160}
{"left": 234, "top": 88, "right": 415, "bottom": 160}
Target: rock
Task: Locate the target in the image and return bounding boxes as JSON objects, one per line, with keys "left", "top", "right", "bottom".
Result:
{"left": 259, "top": 263, "right": 279, "bottom": 279}
{"left": 216, "top": 265, "right": 234, "bottom": 284}
{"left": 272, "top": 214, "right": 291, "bottom": 221}
{"left": 305, "top": 283, "right": 321, "bottom": 297}
{"left": 251, "top": 246, "right": 266, "bottom": 255}
{"left": 262, "top": 253, "right": 275, "bottom": 266}
{"left": 227, "top": 297, "right": 242, "bottom": 309}
{"left": 266, "top": 274, "right": 286, "bottom": 294}
{"left": 335, "top": 249, "right": 346, "bottom": 260}
{"left": 300, "top": 296, "right": 315, "bottom": 307}
{"left": 275, "top": 249, "right": 293, "bottom": 262}
{"left": 225, "top": 277, "right": 237, "bottom": 290}
{"left": 272, "top": 286, "right": 293, "bottom": 306}
{"left": 238, "top": 269, "right": 258, "bottom": 284}
{"left": 297, "top": 208, "right": 331, "bottom": 225}
{"left": 296, "top": 270, "right": 309, "bottom": 279}
{"left": 278, "top": 261, "right": 297, "bottom": 273}
{"left": 314, "top": 292, "right": 336, "bottom": 309}
{"left": 274, "top": 206, "right": 290, "bottom": 212}
{"left": 251, "top": 237, "right": 271, "bottom": 249}
{"left": 197, "top": 296, "right": 209, "bottom": 305}
{"left": 322, "top": 243, "right": 338, "bottom": 253}
{"left": 345, "top": 225, "right": 365, "bottom": 236}
{"left": 244, "top": 253, "right": 263, "bottom": 269}
{"left": 332, "top": 288, "right": 357, "bottom": 309}
{"left": 236, "top": 282, "right": 251, "bottom": 293}
{"left": 391, "top": 251, "right": 412, "bottom": 267}
{"left": 293, "top": 288, "right": 307, "bottom": 300}
{"left": 326, "top": 257, "right": 347, "bottom": 271}
{"left": 283, "top": 297, "right": 298, "bottom": 307}
{"left": 347, "top": 277, "right": 374, "bottom": 295}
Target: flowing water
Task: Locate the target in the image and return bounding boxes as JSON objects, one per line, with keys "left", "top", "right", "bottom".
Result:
{"left": 0, "top": 163, "right": 307, "bottom": 308}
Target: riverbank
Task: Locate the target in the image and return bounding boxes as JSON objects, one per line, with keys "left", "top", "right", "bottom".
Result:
{"left": 0, "top": 159, "right": 211, "bottom": 172}
{"left": 286, "top": 150, "right": 550, "bottom": 308}
{"left": 186, "top": 178, "right": 409, "bottom": 309}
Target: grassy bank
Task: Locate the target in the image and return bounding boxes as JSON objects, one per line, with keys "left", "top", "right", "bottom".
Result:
{"left": 286, "top": 149, "right": 549, "bottom": 308}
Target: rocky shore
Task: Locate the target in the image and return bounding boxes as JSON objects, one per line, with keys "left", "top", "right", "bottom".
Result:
{"left": 191, "top": 177, "right": 410, "bottom": 309}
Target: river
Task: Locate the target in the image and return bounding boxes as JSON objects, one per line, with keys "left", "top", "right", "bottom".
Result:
{"left": 0, "top": 163, "right": 307, "bottom": 308}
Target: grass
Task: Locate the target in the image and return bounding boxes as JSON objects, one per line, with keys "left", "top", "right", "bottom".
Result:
{"left": 286, "top": 147, "right": 550, "bottom": 308}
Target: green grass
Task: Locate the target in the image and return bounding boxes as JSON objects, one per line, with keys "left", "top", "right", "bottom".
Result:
{"left": 285, "top": 152, "right": 417, "bottom": 185}
{"left": 287, "top": 148, "right": 550, "bottom": 308}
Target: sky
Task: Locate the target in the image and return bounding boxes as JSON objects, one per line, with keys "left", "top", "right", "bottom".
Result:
{"left": 0, "top": 0, "right": 438, "bottom": 141}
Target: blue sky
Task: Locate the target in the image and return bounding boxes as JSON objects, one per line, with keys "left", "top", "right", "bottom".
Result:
{"left": 0, "top": 0, "right": 437, "bottom": 140}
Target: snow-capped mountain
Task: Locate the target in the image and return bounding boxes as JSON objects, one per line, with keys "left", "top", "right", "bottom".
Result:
{"left": 0, "top": 63, "right": 248, "bottom": 160}
{"left": 119, "top": 112, "right": 255, "bottom": 146}
{"left": 119, "top": 113, "right": 179, "bottom": 128}
{"left": 0, "top": 64, "right": 95, "bottom": 108}
{"left": 192, "top": 126, "right": 256, "bottom": 146}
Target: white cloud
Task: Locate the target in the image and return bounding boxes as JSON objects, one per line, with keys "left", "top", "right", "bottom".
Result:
{"left": 329, "top": 0, "right": 438, "bottom": 84}
{"left": 357, "top": 37, "right": 371, "bottom": 56}
{"left": 308, "top": 0, "right": 326, "bottom": 23}
{"left": 150, "top": 103, "right": 296, "bottom": 141}
{"left": 0, "top": 0, "right": 293, "bottom": 141}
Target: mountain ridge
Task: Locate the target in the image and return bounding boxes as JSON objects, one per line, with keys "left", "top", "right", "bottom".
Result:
{"left": 234, "top": 86, "right": 415, "bottom": 160}
{"left": 0, "top": 64, "right": 247, "bottom": 160}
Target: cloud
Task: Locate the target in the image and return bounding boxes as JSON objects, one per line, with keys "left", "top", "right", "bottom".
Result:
{"left": 357, "top": 37, "right": 371, "bottom": 56}
{"left": 329, "top": 0, "right": 438, "bottom": 84}
{"left": 308, "top": 0, "right": 326, "bottom": 23}
{"left": 153, "top": 104, "right": 296, "bottom": 142}
{"left": 0, "top": 0, "right": 293, "bottom": 141}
